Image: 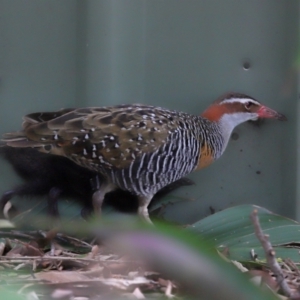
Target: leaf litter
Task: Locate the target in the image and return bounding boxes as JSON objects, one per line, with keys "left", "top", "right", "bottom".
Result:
{"left": 0, "top": 230, "right": 179, "bottom": 299}
{"left": 2, "top": 205, "right": 300, "bottom": 299}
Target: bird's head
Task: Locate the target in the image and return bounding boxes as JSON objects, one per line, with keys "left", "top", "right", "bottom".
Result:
{"left": 201, "top": 93, "right": 287, "bottom": 126}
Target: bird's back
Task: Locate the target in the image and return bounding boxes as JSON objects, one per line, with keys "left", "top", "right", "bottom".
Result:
{"left": 3, "top": 104, "right": 222, "bottom": 196}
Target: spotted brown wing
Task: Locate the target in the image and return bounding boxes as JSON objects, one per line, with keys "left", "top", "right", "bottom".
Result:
{"left": 6, "top": 105, "right": 190, "bottom": 172}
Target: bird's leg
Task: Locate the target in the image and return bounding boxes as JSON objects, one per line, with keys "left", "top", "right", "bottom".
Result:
{"left": 0, "top": 190, "right": 15, "bottom": 219}
{"left": 90, "top": 175, "right": 103, "bottom": 215}
{"left": 47, "top": 187, "right": 63, "bottom": 239}
{"left": 137, "top": 195, "right": 153, "bottom": 224}
{"left": 46, "top": 188, "right": 63, "bottom": 254}
{"left": 92, "top": 190, "right": 105, "bottom": 216}
{"left": 91, "top": 178, "right": 116, "bottom": 216}
{"left": 48, "top": 187, "right": 62, "bottom": 218}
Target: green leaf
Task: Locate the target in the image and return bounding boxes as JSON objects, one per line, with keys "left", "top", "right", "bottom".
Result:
{"left": 190, "top": 204, "right": 300, "bottom": 261}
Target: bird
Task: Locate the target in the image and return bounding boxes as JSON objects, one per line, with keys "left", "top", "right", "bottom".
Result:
{"left": 0, "top": 146, "right": 99, "bottom": 219}
{"left": 0, "top": 146, "right": 193, "bottom": 220}
{"left": 1, "top": 92, "right": 286, "bottom": 223}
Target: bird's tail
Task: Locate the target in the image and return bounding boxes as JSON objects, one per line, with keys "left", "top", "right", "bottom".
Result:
{"left": 1, "top": 108, "right": 75, "bottom": 149}
{"left": 1, "top": 131, "right": 45, "bottom": 148}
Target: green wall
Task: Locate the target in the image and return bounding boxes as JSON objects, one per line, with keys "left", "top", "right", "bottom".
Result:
{"left": 0, "top": 0, "right": 298, "bottom": 223}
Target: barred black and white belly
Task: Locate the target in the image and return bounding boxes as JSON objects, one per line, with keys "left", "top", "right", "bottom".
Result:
{"left": 102, "top": 130, "right": 200, "bottom": 196}
{"left": 68, "top": 116, "right": 224, "bottom": 196}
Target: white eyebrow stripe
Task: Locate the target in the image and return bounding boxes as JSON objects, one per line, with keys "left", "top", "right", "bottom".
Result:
{"left": 221, "top": 98, "right": 260, "bottom": 105}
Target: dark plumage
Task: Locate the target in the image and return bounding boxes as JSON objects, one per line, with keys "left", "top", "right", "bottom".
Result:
{"left": 0, "top": 146, "right": 193, "bottom": 219}
{"left": 0, "top": 146, "right": 97, "bottom": 219}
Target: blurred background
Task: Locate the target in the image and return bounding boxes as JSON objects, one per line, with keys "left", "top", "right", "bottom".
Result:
{"left": 0, "top": 0, "right": 297, "bottom": 223}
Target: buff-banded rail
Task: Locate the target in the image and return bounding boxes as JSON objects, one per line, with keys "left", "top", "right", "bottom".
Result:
{"left": 1, "top": 92, "right": 286, "bottom": 223}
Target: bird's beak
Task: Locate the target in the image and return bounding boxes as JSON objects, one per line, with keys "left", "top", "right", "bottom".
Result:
{"left": 257, "top": 105, "right": 287, "bottom": 121}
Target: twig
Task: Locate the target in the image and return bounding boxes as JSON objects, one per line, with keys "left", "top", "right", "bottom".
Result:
{"left": 250, "top": 209, "right": 292, "bottom": 298}
{"left": 285, "top": 258, "right": 300, "bottom": 277}
{"left": 0, "top": 255, "right": 136, "bottom": 263}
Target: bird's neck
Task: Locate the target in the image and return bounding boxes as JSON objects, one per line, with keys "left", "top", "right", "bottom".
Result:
{"left": 200, "top": 112, "right": 252, "bottom": 163}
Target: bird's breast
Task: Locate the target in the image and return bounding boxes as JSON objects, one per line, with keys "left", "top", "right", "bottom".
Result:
{"left": 195, "top": 143, "right": 215, "bottom": 170}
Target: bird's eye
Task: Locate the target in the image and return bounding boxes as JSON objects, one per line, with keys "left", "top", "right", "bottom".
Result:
{"left": 245, "top": 102, "right": 253, "bottom": 110}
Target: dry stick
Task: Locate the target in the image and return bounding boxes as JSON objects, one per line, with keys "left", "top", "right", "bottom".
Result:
{"left": 0, "top": 256, "right": 136, "bottom": 263}
{"left": 250, "top": 209, "right": 292, "bottom": 298}
{"left": 284, "top": 258, "right": 300, "bottom": 277}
